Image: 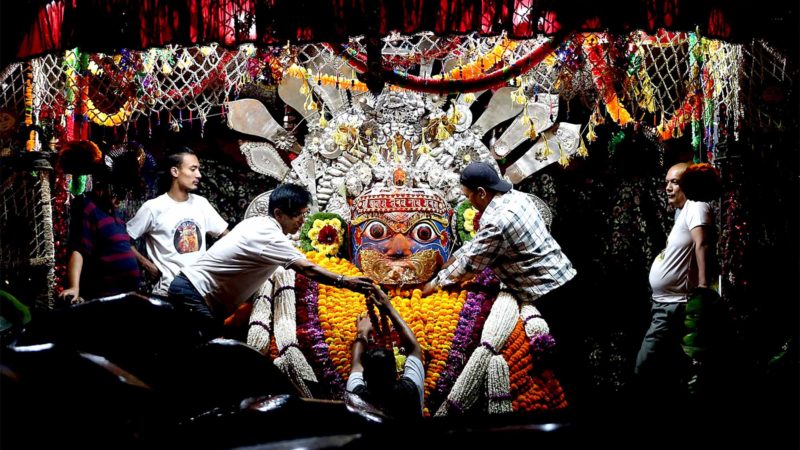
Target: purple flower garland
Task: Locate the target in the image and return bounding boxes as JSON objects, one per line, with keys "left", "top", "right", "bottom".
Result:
{"left": 428, "top": 268, "right": 499, "bottom": 412}
{"left": 294, "top": 275, "right": 347, "bottom": 398}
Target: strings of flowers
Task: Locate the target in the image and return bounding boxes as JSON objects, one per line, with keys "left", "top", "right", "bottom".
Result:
{"left": 301, "top": 251, "right": 367, "bottom": 388}
{"left": 455, "top": 200, "right": 479, "bottom": 243}
{"left": 427, "top": 268, "right": 498, "bottom": 412}
{"left": 300, "top": 213, "right": 346, "bottom": 256}
{"left": 389, "top": 288, "right": 465, "bottom": 415}
{"left": 295, "top": 275, "right": 347, "bottom": 397}
{"left": 501, "top": 320, "right": 567, "bottom": 411}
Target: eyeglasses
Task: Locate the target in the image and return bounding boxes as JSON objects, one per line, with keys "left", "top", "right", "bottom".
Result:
{"left": 293, "top": 209, "right": 310, "bottom": 220}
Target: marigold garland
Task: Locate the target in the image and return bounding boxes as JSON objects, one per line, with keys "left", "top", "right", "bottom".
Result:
{"left": 85, "top": 98, "right": 137, "bottom": 127}
{"left": 293, "top": 252, "right": 568, "bottom": 415}
{"left": 305, "top": 251, "right": 464, "bottom": 415}
{"left": 501, "top": 320, "right": 568, "bottom": 412}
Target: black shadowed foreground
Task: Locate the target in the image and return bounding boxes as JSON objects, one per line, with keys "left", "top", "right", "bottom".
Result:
{"left": 2, "top": 293, "right": 795, "bottom": 449}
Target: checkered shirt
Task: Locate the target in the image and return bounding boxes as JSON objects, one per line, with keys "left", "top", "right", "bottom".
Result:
{"left": 435, "top": 190, "right": 576, "bottom": 302}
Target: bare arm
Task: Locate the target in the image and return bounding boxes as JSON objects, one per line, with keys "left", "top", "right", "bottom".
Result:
{"left": 59, "top": 251, "right": 83, "bottom": 304}
{"left": 691, "top": 226, "right": 714, "bottom": 288}
{"left": 131, "top": 246, "right": 160, "bottom": 281}
{"left": 289, "top": 258, "right": 376, "bottom": 295}
{"left": 350, "top": 313, "right": 373, "bottom": 374}
{"left": 372, "top": 289, "right": 423, "bottom": 361}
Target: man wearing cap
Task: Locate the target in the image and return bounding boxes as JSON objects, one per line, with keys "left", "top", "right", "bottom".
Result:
{"left": 421, "top": 161, "right": 580, "bottom": 399}
{"left": 421, "top": 161, "right": 576, "bottom": 303}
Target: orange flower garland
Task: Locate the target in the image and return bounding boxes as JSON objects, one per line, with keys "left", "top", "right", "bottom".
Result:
{"left": 501, "top": 319, "right": 568, "bottom": 411}
{"left": 304, "top": 250, "right": 566, "bottom": 415}
{"left": 24, "top": 63, "right": 36, "bottom": 152}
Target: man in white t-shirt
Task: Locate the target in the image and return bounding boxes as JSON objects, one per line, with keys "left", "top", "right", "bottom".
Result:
{"left": 168, "top": 183, "right": 379, "bottom": 338}
{"left": 128, "top": 148, "right": 229, "bottom": 295}
{"left": 635, "top": 162, "right": 717, "bottom": 399}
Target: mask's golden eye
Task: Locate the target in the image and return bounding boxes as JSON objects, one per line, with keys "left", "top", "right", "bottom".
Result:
{"left": 365, "top": 221, "right": 388, "bottom": 240}
{"left": 411, "top": 223, "right": 436, "bottom": 244}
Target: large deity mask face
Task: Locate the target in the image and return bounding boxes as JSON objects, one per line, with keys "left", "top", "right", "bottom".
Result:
{"left": 350, "top": 188, "right": 453, "bottom": 286}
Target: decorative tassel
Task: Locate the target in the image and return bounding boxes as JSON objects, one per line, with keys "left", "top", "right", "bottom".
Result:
{"left": 435, "top": 122, "right": 451, "bottom": 141}
{"left": 577, "top": 138, "right": 589, "bottom": 158}
{"left": 557, "top": 142, "right": 570, "bottom": 167}
{"left": 539, "top": 134, "right": 553, "bottom": 159}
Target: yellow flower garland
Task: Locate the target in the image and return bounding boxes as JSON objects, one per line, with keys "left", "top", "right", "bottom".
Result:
{"left": 306, "top": 250, "right": 566, "bottom": 416}
{"left": 463, "top": 207, "right": 478, "bottom": 237}
{"left": 86, "top": 98, "right": 137, "bottom": 127}
{"left": 308, "top": 251, "right": 464, "bottom": 416}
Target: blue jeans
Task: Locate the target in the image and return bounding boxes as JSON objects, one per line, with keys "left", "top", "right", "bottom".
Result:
{"left": 168, "top": 273, "right": 220, "bottom": 339}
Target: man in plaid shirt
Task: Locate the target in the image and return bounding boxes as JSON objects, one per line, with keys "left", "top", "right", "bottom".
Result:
{"left": 421, "top": 161, "right": 581, "bottom": 403}
{"left": 421, "top": 162, "right": 576, "bottom": 300}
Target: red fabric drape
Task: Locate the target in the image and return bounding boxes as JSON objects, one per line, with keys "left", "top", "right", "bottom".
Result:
{"left": 3, "top": 0, "right": 794, "bottom": 66}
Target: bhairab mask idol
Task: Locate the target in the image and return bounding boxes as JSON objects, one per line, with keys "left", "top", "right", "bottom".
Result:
{"left": 350, "top": 187, "right": 453, "bottom": 285}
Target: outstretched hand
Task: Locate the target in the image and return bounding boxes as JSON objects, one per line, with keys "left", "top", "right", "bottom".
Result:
{"left": 345, "top": 276, "right": 377, "bottom": 294}
{"left": 420, "top": 280, "right": 438, "bottom": 297}
{"left": 367, "top": 285, "right": 391, "bottom": 310}
{"left": 59, "top": 287, "right": 83, "bottom": 305}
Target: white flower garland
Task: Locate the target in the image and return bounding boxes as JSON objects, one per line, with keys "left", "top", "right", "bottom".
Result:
{"left": 435, "top": 291, "right": 518, "bottom": 416}
{"left": 520, "top": 302, "right": 549, "bottom": 339}
{"left": 246, "top": 278, "right": 274, "bottom": 353}
{"left": 269, "top": 267, "right": 317, "bottom": 397}
{"left": 487, "top": 355, "right": 513, "bottom": 414}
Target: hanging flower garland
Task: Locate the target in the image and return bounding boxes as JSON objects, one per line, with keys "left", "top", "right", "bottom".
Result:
{"left": 296, "top": 275, "right": 348, "bottom": 397}
{"left": 656, "top": 94, "right": 702, "bottom": 141}
{"left": 582, "top": 34, "right": 633, "bottom": 126}
{"left": 501, "top": 319, "right": 567, "bottom": 411}
{"left": 299, "top": 212, "right": 346, "bottom": 256}
{"left": 85, "top": 98, "right": 138, "bottom": 127}
{"left": 427, "top": 268, "right": 498, "bottom": 413}
{"left": 24, "top": 62, "right": 38, "bottom": 152}
{"left": 328, "top": 30, "right": 568, "bottom": 94}
{"left": 286, "top": 64, "right": 370, "bottom": 93}
{"left": 455, "top": 200, "right": 479, "bottom": 244}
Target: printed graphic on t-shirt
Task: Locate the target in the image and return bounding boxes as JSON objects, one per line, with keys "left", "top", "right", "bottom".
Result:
{"left": 173, "top": 220, "right": 203, "bottom": 254}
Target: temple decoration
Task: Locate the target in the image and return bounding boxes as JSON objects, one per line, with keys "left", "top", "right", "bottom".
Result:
{"left": 233, "top": 71, "right": 570, "bottom": 415}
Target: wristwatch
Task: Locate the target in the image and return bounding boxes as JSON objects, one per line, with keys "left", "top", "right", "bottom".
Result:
{"left": 334, "top": 274, "right": 345, "bottom": 288}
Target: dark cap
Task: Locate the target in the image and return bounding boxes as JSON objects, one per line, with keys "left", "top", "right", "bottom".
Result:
{"left": 460, "top": 162, "right": 512, "bottom": 193}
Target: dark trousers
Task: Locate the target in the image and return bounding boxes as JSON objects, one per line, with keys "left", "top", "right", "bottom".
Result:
{"left": 633, "top": 301, "right": 690, "bottom": 409}
{"left": 167, "top": 273, "right": 221, "bottom": 340}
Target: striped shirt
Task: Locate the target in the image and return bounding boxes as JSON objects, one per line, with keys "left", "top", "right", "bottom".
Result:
{"left": 71, "top": 195, "right": 140, "bottom": 298}
{"left": 435, "top": 190, "right": 576, "bottom": 303}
